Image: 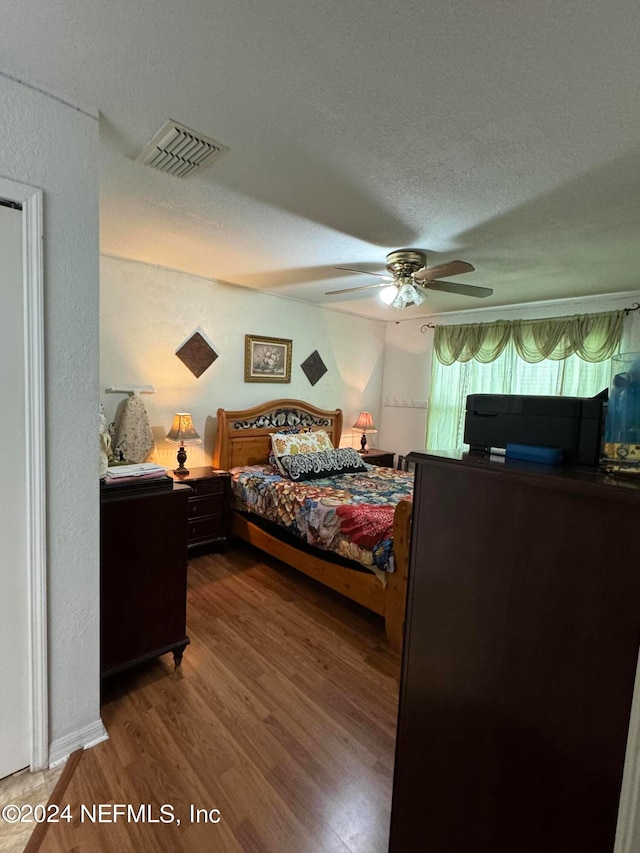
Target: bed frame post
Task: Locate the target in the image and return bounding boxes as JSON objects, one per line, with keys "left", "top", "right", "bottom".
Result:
{"left": 386, "top": 499, "right": 412, "bottom": 652}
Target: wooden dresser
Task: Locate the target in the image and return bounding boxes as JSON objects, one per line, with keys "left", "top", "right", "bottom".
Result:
{"left": 100, "top": 482, "right": 191, "bottom": 677}
{"left": 390, "top": 451, "right": 640, "bottom": 853}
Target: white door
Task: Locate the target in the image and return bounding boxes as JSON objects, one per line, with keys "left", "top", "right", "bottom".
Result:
{"left": 0, "top": 202, "right": 30, "bottom": 779}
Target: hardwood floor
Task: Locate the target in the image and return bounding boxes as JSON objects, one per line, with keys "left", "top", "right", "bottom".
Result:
{"left": 41, "top": 543, "right": 401, "bottom": 853}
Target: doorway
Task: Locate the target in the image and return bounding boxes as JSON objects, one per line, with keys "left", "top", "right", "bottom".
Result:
{"left": 0, "top": 178, "right": 47, "bottom": 776}
{"left": 0, "top": 201, "right": 28, "bottom": 778}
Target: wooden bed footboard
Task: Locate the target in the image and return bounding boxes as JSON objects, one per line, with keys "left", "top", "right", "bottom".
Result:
{"left": 386, "top": 498, "right": 412, "bottom": 650}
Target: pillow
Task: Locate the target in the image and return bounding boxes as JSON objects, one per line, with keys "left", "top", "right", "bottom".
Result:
{"left": 277, "top": 447, "right": 368, "bottom": 481}
{"left": 270, "top": 429, "right": 335, "bottom": 475}
{"left": 271, "top": 428, "right": 334, "bottom": 460}
{"left": 267, "top": 426, "right": 312, "bottom": 468}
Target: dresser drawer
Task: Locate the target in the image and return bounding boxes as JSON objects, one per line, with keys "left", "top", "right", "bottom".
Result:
{"left": 189, "top": 477, "right": 226, "bottom": 498}
{"left": 188, "top": 495, "right": 223, "bottom": 519}
{"left": 188, "top": 514, "right": 225, "bottom": 544}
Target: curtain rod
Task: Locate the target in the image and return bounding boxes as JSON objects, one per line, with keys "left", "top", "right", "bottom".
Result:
{"left": 420, "top": 302, "right": 640, "bottom": 333}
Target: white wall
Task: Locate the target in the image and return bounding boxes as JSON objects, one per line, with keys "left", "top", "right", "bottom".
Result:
{"left": 100, "top": 255, "right": 387, "bottom": 467}
{"left": 377, "top": 317, "right": 433, "bottom": 457}
{"left": 0, "top": 72, "right": 102, "bottom": 757}
{"left": 380, "top": 290, "right": 640, "bottom": 456}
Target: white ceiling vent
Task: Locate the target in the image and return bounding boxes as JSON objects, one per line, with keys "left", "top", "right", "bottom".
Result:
{"left": 136, "top": 119, "right": 229, "bottom": 178}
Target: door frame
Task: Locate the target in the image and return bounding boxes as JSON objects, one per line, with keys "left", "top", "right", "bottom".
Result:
{"left": 0, "top": 175, "right": 47, "bottom": 771}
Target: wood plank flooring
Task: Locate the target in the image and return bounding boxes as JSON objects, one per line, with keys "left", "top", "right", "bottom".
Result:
{"left": 41, "top": 543, "right": 401, "bottom": 853}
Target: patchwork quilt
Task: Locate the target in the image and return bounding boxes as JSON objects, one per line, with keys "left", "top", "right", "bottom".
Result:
{"left": 230, "top": 463, "right": 413, "bottom": 576}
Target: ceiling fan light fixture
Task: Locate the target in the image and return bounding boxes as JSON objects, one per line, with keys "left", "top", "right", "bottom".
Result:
{"left": 398, "top": 279, "right": 414, "bottom": 299}
{"left": 327, "top": 249, "right": 482, "bottom": 306}
{"left": 411, "top": 286, "right": 427, "bottom": 306}
{"left": 380, "top": 284, "right": 399, "bottom": 305}
{"left": 380, "top": 276, "right": 427, "bottom": 309}
{"left": 392, "top": 291, "right": 405, "bottom": 309}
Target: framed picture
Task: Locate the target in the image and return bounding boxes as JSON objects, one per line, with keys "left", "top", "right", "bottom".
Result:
{"left": 244, "top": 334, "right": 292, "bottom": 383}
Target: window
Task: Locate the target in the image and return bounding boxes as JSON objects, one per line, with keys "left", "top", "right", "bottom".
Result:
{"left": 427, "top": 345, "right": 611, "bottom": 451}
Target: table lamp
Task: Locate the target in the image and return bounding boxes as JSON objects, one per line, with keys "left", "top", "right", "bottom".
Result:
{"left": 353, "top": 411, "right": 377, "bottom": 453}
{"left": 166, "top": 412, "right": 201, "bottom": 475}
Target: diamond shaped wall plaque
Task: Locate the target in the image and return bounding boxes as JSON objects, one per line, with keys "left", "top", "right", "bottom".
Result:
{"left": 301, "top": 350, "right": 327, "bottom": 386}
{"left": 176, "top": 331, "right": 218, "bottom": 378}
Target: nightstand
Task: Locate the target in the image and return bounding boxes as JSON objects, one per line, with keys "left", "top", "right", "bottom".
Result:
{"left": 168, "top": 466, "right": 231, "bottom": 551}
{"left": 359, "top": 449, "right": 396, "bottom": 468}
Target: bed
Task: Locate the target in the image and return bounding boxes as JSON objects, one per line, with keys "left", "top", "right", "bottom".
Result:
{"left": 213, "top": 398, "right": 413, "bottom": 651}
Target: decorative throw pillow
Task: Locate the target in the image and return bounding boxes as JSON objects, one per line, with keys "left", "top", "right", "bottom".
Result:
{"left": 277, "top": 447, "right": 369, "bottom": 481}
{"left": 271, "top": 428, "right": 334, "bottom": 458}
{"left": 270, "top": 429, "right": 335, "bottom": 475}
{"left": 267, "top": 426, "right": 312, "bottom": 468}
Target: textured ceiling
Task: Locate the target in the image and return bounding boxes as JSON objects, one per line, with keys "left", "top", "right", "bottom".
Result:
{"left": 2, "top": 0, "right": 640, "bottom": 320}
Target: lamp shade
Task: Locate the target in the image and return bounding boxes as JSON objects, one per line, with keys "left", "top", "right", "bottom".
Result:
{"left": 379, "top": 277, "right": 427, "bottom": 308}
{"left": 380, "top": 285, "right": 399, "bottom": 305}
{"left": 352, "top": 411, "right": 377, "bottom": 432}
{"left": 166, "top": 412, "right": 201, "bottom": 444}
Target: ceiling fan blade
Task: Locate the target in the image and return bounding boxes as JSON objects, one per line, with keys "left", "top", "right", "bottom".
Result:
{"left": 335, "top": 266, "right": 390, "bottom": 279}
{"left": 413, "top": 260, "right": 475, "bottom": 282}
{"left": 325, "top": 281, "right": 392, "bottom": 296}
{"left": 426, "top": 280, "right": 493, "bottom": 298}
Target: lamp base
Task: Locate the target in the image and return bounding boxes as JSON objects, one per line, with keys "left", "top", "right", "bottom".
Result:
{"left": 360, "top": 433, "right": 368, "bottom": 452}
{"left": 174, "top": 444, "right": 189, "bottom": 475}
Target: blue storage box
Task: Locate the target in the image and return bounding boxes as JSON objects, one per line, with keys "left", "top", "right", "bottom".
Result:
{"left": 505, "top": 444, "right": 563, "bottom": 465}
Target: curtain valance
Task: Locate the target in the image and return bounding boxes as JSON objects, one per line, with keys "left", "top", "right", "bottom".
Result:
{"left": 434, "top": 310, "right": 623, "bottom": 365}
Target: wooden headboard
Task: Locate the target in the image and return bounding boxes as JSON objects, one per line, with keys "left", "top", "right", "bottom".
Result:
{"left": 213, "top": 399, "right": 343, "bottom": 470}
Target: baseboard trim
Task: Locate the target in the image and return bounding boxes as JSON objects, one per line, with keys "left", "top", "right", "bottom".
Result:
{"left": 48, "top": 719, "right": 108, "bottom": 767}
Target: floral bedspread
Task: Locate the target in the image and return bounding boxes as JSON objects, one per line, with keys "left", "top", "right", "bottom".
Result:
{"left": 230, "top": 463, "right": 413, "bottom": 576}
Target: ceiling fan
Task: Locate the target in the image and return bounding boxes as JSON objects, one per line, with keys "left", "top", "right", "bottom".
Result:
{"left": 326, "top": 249, "right": 492, "bottom": 308}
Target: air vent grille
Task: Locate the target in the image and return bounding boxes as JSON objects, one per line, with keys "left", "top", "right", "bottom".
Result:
{"left": 136, "top": 120, "right": 229, "bottom": 178}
